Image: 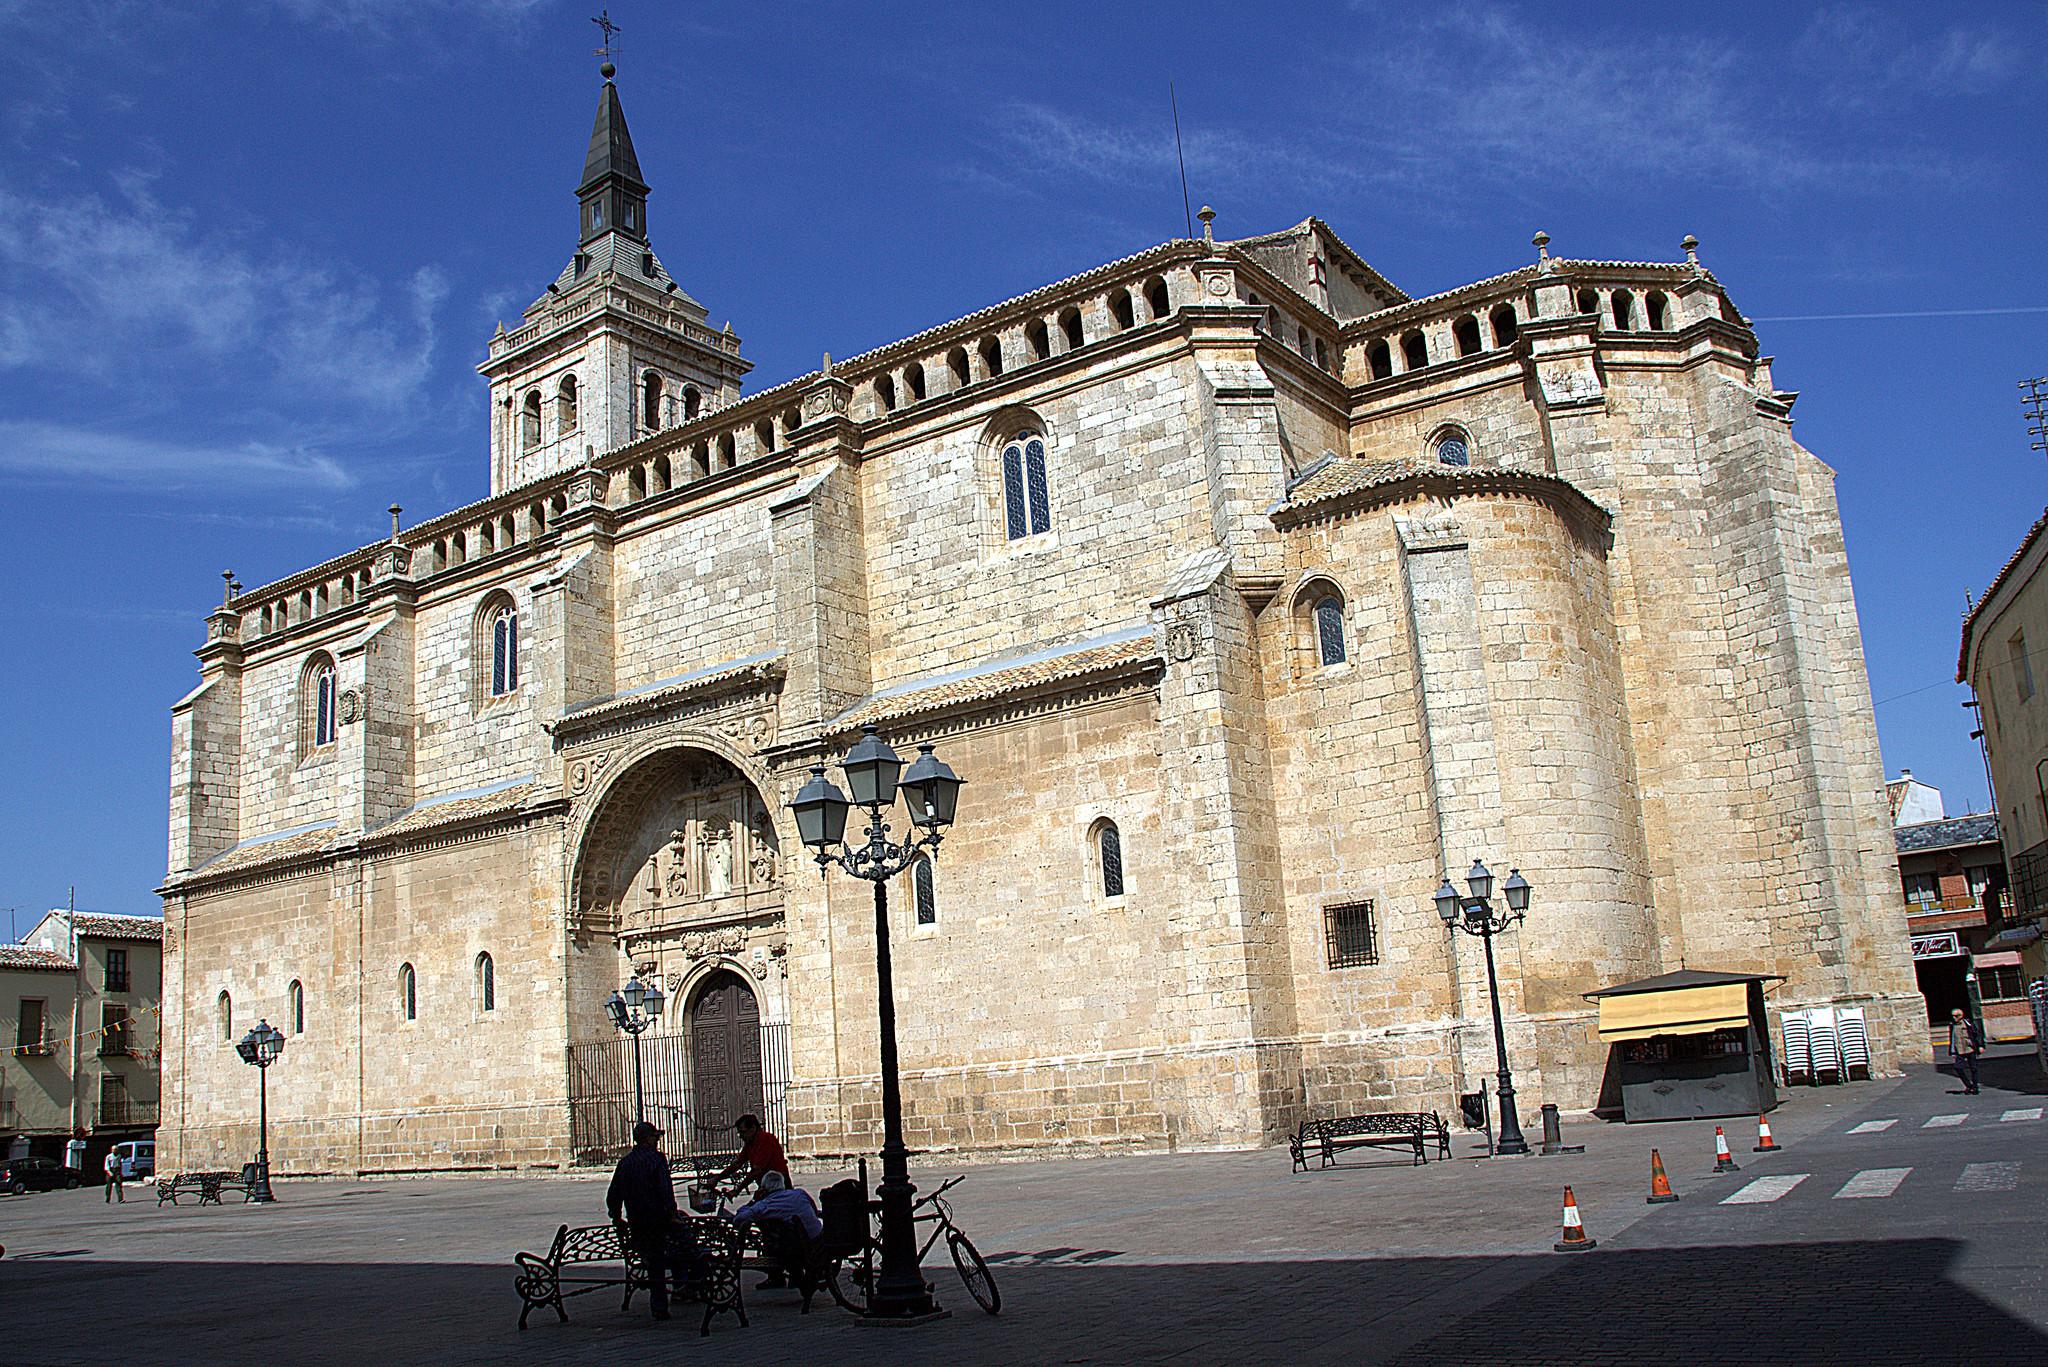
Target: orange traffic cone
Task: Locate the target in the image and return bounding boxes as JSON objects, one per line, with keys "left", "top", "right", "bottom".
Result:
{"left": 1753, "top": 1114, "right": 1783, "bottom": 1153}
{"left": 1554, "top": 1186, "right": 1597, "bottom": 1251}
{"left": 1646, "top": 1149, "right": 1680, "bottom": 1204}
{"left": 1713, "top": 1126, "right": 1741, "bottom": 1173}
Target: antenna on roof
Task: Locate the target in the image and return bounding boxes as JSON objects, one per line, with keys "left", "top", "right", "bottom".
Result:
{"left": 2022, "top": 376, "right": 2048, "bottom": 469}
{"left": 1170, "top": 81, "right": 1194, "bottom": 241}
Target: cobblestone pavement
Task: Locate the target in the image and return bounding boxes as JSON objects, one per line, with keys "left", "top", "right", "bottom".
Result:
{"left": 2, "top": 1052, "right": 2043, "bottom": 1365}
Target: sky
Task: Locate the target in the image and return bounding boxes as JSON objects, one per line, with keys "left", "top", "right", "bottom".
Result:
{"left": 0, "top": 0, "right": 2044, "bottom": 928}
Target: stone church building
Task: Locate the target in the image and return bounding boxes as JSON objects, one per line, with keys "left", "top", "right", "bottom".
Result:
{"left": 159, "top": 76, "right": 1921, "bottom": 1174}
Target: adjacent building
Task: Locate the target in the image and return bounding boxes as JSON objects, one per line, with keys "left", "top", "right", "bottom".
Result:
{"left": 3, "top": 912, "right": 163, "bottom": 1164}
{"left": 1891, "top": 792, "right": 2031, "bottom": 1037}
{"left": 158, "top": 73, "right": 1922, "bottom": 1176}
{"left": 1958, "top": 507, "right": 2048, "bottom": 999}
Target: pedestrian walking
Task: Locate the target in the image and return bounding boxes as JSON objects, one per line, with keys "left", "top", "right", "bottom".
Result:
{"left": 102, "top": 1149, "right": 124, "bottom": 1203}
{"left": 606, "top": 1121, "right": 682, "bottom": 1321}
{"left": 1948, "top": 1006, "right": 1985, "bottom": 1095}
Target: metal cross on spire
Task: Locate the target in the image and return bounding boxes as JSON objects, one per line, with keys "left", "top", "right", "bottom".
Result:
{"left": 591, "top": 10, "right": 621, "bottom": 65}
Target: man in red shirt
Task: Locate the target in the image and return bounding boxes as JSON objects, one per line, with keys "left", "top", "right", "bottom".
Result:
{"left": 717, "top": 1113, "right": 790, "bottom": 1187}
{"left": 716, "top": 1114, "right": 794, "bottom": 1289}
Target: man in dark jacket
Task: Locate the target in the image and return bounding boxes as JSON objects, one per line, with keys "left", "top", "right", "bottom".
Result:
{"left": 1948, "top": 1007, "right": 1985, "bottom": 1095}
{"left": 607, "top": 1121, "right": 681, "bottom": 1320}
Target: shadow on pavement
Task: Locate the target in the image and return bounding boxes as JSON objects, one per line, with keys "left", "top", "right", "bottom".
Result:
{"left": 0, "top": 1235, "right": 2039, "bottom": 1366}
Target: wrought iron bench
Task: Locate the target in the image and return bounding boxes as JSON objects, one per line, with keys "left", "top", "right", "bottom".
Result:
{"left": 155, "top": 1167, "right": 257, "bottom": 1205}
{"left": 514, "top": 1218, "right": 747, "bottom": 1336}
{"left": 1291, "top": 1112, "right": 1452, "bottom": 1169}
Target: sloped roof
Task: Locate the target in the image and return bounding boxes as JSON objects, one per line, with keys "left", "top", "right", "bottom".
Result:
{"left": 1958, "top": 506, "right": 2048, "bottom": 682}
{"left": 68, "top": 913, "right": 162, "bottom": 942}
{"left": 832, "top": 628, "right": 1159, "bottom": 730}
{"left": 580, "top": 79, "right": 647, "bottom": 194}
{"left": 0, "top": 944, "right": 75, "bottom": 971}
{"left": 1584, "top": 968, "right": 1783, "bottom": 999}
{"left": 1895, "top": 813, "right": 2002, "bottom": 855}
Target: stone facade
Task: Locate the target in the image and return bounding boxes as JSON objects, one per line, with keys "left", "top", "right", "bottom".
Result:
{"left": 158, "top": 81, "right": 1922, "bottom": 1175}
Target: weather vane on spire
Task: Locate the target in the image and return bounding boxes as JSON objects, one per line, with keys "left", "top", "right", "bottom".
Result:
{"left": 592, "top": 10, "right": 621, "bottom": 76}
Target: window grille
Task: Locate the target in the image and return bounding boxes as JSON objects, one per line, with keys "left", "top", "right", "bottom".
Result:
{"left": 1001, "top": 433, "right": 1052, "bottom": 540}
{"left": 1324, "top": 901, "right": 1380, "bottom": 969}
{"left": 491, "top": 607, "right": 519, "bottom": 697}
{"left": 1314, "top": 597, "right": 1347, "bottom": 666}
{"left": 1099, "top": 823, "right": 1125, "bottom": 898}
{"left": 313, "top": 665, "right": 337, "bottom": 746}
{"left": 913, "top": 857, "right": 936, "bottom": 925}
{"left": 99, "top": 1004, "right": 131, "bottom": 1056}
{"left": 1436, "top": 434, "right": 1470, "bottom": 466}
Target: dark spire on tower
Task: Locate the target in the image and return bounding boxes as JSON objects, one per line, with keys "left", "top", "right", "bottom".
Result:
{"left": 577, "top": 66, "right": 648, "bottom": 246}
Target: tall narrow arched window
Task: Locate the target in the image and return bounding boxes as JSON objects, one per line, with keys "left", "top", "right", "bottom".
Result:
{"left": 1577, "top": 288, "right": 1600, "bottom": 317}
{"left": 643, "top": 372, "right": 664, "bottom": 431}
{"left": 1144, "top": 276, "right": 1170, "bottom": 321}
{"left": 1400, "top": 330, "right": 1428, "bottom": 370}
{"left": 400, "top": 963, "right": 416, "bottom": 1021}
{"left": 978, "top": 335, "right": 1004, "bottom": 378}
{"left": 288, "top": 980, "right": 304, "bottom": 1035}
{"left": 875, "top": 373, "right": 897, "bottom": 412}
{"left": 313, "top": 663, "right": 337, "bottom": 747}
{"left": 557, "top": 373, "right": 578, "bottom": 434}
{"left": 1110, "top": 289, "right": 1136, "bottom": 331}
{"left": 521, "top": 390, "right": 541, "bottom": 449}
{"left": 683, "top": 385, "right": 702, "bottom": 420}
{"left": 912, "top": 855, "right": 936, "bottom": 926}
{"left": 1000, "top": 431, "right": 1052, "bottom": 541}
{"left": 1097, "top": 821, "right": 1125, "bottom": 899}
{"left": 492, "top": 608, "right": 518, "bottom": 695}
{"left": 1314, "top": 597, "right": 1347, "bottom": 666}
{"left": 905, "top": 363, "right": 926, "bottom": 403}
{"left": 476, "top": 952, "right": 495, "bottom": 1012}
{"left": 1611, "top": 289, "right": 1635, "bottom": 331}
{"left": 948, "top": 345, "right": 971, "bottom": 388}
{"left": 218, "top": 990, "right": 232, "bottom": 1042}
{"left": 1026, "top": 318, "right": 1051, "bottom": 361}
{"left": 1645, "top": 291, "right": 1669, "bottom": 331}
{"left": 1453, "top": 316, "right": 1483, "bottom": 357}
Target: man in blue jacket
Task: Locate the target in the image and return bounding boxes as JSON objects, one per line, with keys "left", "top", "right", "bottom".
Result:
{"left": 607, "top": 1121, "right": 682, "bottom": 1320}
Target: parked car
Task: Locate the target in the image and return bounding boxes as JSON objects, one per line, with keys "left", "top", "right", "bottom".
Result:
{"left": 1, "top": 1157, "right": 82, "bottom": 1194}
{"left": 111, "top": 1140, "right": 155, "bottom": 1180}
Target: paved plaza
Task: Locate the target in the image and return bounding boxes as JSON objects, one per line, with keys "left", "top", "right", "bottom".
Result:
{"left": 3, "top": 1052, "right": 2044, "bottom": 1365}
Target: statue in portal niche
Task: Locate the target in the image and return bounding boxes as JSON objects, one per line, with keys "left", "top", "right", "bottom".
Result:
{"left": 705, "top": 825, "right": 734, "bottom": 897}
{"left": 749, "top": 810, "right": 779, "bottom": 887}
{"left": 665, "top": 828, "right": 690, "bottom": 900}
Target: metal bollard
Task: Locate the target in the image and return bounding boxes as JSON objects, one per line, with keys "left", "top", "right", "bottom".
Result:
{"left": 1540, "top": 1103, "right": 1562, "bottom": 1155}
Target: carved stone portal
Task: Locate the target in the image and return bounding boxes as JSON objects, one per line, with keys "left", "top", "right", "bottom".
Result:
{"left": 571, "top": 747, "right": 783, "bottom": 941}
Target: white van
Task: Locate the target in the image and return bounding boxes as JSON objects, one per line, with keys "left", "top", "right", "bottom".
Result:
{"left": 111, "top": 1140, "right": 154, "bottom": 1180}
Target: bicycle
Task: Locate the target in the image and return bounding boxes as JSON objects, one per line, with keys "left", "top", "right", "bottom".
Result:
{"left": 823, "top": 1172, "right": 1000, "bottom": 1316}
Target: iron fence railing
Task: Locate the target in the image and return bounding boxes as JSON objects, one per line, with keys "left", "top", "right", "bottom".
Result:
{"left": 97, "top": 1100, "right": 158, "bottom": 1129}
{"left": 2013, "top": 840, "right": 2048, "bottom": 922}
{"left": 568, "top": 1022, "right": 789, "bottom": 1164}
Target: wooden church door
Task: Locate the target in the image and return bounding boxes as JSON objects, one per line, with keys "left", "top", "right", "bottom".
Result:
{"left": 690, "top": 971, "right": 763, "bottom": 1142}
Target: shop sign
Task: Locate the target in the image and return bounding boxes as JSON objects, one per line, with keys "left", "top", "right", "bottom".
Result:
{"left": 1911, "top": 932, "right": 1962, "bottom": 960}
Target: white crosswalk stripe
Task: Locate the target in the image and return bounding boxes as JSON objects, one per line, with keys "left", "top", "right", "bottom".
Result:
{"left": 1954, "top": 1162, "right": 2020, "bottom": 1193}
{"left": 1833, "top": 1167, "right": 1911, "bottom": 1200}
{"left": 1847, "top": 1119, "right": 1896, "bottom": 1134}
{"left": 1721, "top": 1174, "right": 1808, "bottom": 1204}
{"left": 2002, "top": 1108, "right": 2043, "bottom": 1122}
{"left": 1923, "top": 1113, "right": 1967, "bottom": 1128}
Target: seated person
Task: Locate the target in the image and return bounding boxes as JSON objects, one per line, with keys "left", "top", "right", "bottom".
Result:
{"left": 729, "top": 1170, "right": 823, "bottom": 1293}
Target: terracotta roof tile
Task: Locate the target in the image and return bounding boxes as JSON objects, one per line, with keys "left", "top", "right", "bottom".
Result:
{"left": 0, "top": 944, "right": 75, "bottom": 971}
{"left": 372, "top": 781, "right": 535, "bottom": 841}
{"left": 68, "top": 913, "right": 163, "bottom": 942}
{"left": 835, "top": 631, "right": 1160, "bottom": 730}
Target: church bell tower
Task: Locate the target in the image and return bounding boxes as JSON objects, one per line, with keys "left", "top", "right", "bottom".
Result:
{"left": 479, "top": 66, "right": 751, "bottom": 493}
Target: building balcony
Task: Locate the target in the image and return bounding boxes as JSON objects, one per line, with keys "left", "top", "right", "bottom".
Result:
{"left": 97, "top": 1100, "right": 158, "bottom": 1129}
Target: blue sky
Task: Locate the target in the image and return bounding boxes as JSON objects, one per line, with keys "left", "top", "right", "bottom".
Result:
{"left": 1, "top": 1, "right": 2044, "bottom": 927}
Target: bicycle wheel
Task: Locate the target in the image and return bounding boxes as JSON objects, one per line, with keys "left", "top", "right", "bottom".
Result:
{"left": 825, "top": 1245, "right": 874, "bottom": 1315}
{"left": 948, "top": 1231, "right": 1000, "bottom": 1315}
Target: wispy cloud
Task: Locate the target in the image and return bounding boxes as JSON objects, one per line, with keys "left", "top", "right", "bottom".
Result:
{"left": 0, "top": 421, "right": 353, "bottom": 492}
{"left": 271, "top": 0, "right": 552, "bottom": 40}
{"left": 0, "top": 174, "right": 444, "bottom": 411}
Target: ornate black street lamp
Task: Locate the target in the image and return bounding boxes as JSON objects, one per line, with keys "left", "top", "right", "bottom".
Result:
{"left": 791, "top": 724, "right": 963, "bottom": 1320}
{"left": 1435, "top": 860, "right": 1534, "bottom": 1158}
{"left": 604, "top": 974, "right": 665, "bottom": 1126}
{"left": 234, "top": 1018, "right": 286, "bottom": 1201}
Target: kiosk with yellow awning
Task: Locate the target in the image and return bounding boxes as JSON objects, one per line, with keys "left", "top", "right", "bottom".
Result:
{"left": 1585, "top": 969, "right": 1783, "bottom": 1123}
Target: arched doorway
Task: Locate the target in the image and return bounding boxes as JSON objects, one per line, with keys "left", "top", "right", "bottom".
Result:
{"left": 689, "top": 970, "right": 764, "bottom": 1148}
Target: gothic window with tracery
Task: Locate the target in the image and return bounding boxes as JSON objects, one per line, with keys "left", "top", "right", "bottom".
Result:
{"left": 913, "top": 855, "right": 936, "bottom": 925}
{"left": 1001, "top": 431, "right": 1052, "bottom": 541}
{"left": 1096, "top": 820, "right": 1125, "bottom": 899}
{"left": 1315, "top": 597, "right": 1347, "bottom": 666}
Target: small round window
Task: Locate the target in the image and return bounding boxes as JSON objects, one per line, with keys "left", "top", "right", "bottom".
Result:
{"left": 1435, "top": 434, "right": 1471, "bottom": 467}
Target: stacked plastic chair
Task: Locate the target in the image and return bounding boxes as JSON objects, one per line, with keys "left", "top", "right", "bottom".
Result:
{"left": 1835, "top": 1007, "right": 1871, "bottom": 1080}
{"left": 1780, "top": 1012, "right": 1813, "bottom": 1087}
{"left": 1807, "top": 1007, "right": 1842, "bottom": 1083}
